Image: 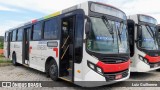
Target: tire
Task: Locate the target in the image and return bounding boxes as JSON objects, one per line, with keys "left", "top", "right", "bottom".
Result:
{"left": 156, "top": 69, "right": 160, "bottom": 71}
{"left": 49, "top": 60, "right": 59, "bottom": 81}
{"left": 12, "top": 53, "right": 18, "bottom": 66}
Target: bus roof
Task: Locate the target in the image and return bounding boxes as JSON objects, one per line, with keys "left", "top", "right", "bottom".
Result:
{"left": 6, "top": 1, "right": 125, "bottom": 32}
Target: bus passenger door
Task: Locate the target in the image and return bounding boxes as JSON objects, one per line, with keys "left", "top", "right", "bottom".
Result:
{"left": 6, "top": 32, "right": 11, "bottom": 58}
{"left": 60, "top": 15, "right": 76, "bottom": 81}
{"left": 8, "top": 32, "right": 11, "bottom": 58}
{"left": 7, "top": 33, "right": 11, "bottom": 58}
{"left": 23, "top": 27, "right": 31, "bottom": 65}
{"left": 60, "top": 12, "right": 84, "bottom": 82}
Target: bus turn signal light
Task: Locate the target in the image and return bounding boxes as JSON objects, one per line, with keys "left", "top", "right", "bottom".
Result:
{"left": 77, "top": 70, "right": 81, "bottom": 73}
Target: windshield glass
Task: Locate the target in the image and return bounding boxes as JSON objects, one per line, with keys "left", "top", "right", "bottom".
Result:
{"left": 87, "top": 17, "right": 129, "bottom": 54}
{"left": 138, "top": 25, "right": 159, "bottom": 50}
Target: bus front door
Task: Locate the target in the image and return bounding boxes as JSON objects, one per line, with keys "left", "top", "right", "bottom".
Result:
{"left": 60, "top": 12, "right": 84, "bottom": 82}
{"left": 60, "top": 15, "right": 76, "bottom": 81}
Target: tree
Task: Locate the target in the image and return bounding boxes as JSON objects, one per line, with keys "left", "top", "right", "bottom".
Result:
{"left": 0, "top": 36, "right": 4, "bottom": 49}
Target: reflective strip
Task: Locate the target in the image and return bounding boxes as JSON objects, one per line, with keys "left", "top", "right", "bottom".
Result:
{"left": 44, "top": 11, "right": 61, "bottom": 19}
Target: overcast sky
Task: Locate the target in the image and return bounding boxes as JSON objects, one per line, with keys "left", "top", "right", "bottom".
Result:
{"left": 0, "top": 0, "right": 160, "bottom": 36}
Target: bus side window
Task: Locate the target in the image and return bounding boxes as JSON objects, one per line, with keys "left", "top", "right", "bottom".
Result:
{"left": 32, "top": 22, "right": 42, "bottom": 40}
{"left": 75, "top": 14, "right": 84, "bottom": 63}
{"left": 17, "top": 28, "right": 23, "bottom": 41}
{"left": 43, "top": 18, "right": 58, "bottom": 40}
{"left": 5, "top": 32, "right": 8, "bottom": 42}
{"left": 10, "top": 32, "right": 12, "bottom": 42}
{"left": 12, "top": 30, "right": 17, "bottom": 41}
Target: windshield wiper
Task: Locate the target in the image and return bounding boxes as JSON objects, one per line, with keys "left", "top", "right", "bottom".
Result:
{"left": 146, "top": 25, "right": 154, "bottom": 38}
{"left": 145, "top": 25, "right": 157, "bottom": 48}
{"left": 117, "top": 21, "right": 124, "bottom": 43}
{"left": 101, "top": 16, "right": 114, "bottom": 43}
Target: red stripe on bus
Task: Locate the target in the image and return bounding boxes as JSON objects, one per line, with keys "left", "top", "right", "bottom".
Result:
{"left": 53, "top": 48, "right": 58, "bottom": 58}
{"left": 96, "top": 60, "right": 130, "bottom": 73}
{"left": 145, "top": 55, "right": 160, "bottom": 63}
{"left": 32, "top": 19, "right": 37, "bottom": 23}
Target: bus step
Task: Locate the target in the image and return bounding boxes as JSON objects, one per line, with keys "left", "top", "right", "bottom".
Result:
{"left": 23, "top": 64, "right": 29, "bottom": 67}
{"left": 67, "top": 68, "right": 72, "bottom": 70}
{"left": 59, "top": 77, "right": 72, "bottom": 82}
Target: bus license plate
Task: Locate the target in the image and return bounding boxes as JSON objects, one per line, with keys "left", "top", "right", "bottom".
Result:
{"left": 115, "top": 74, "right": 122, "bottom": 80}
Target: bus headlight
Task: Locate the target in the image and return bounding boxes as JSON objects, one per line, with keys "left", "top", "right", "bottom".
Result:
{"left": 139, "top": 56, "right": 143, "bottom": 61}
{"left": 88, "top": 63, "right": 95, "bottom": 70}
{"left": 97, "top": 67, "right": 102, "bottom": 73}
{"left": 139, "top": 55, "right": 149, "bottom": 64}
{"left": 144, "top": 59, "right": 149, "bottom": 64}
{"left": 87, "top": 61, "right": 103, "bottom": 75}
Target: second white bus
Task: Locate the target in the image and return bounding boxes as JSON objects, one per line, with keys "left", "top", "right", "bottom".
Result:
{"left": 127, "top": 14, "right": 160, "bottom": 72}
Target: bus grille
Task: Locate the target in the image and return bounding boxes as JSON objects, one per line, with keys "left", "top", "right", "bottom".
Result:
{"left": 100, "top": 56, "right": 129, "bottom": 64}
{"left": 149, "top": 62, "right": 160, "bottom": 68}
{"left": 104, "top": 69, "right": 128, "bottom": 81}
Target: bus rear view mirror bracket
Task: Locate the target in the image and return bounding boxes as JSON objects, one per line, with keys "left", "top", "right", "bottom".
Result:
{"left": 135, "top": 24, "right": 142, "bottom": 43}
{"left": 85, "top": 16, "right": 91, "bottom": 35}
{"left": 135, "top": 38, "right": 141, "bottom": 43}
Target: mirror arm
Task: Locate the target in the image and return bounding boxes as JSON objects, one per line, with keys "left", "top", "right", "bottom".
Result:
{"left": 85, "top": 15, "right": 92, "bottom": 35}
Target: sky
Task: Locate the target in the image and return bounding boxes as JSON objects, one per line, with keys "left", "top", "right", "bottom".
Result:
{"left": 0, "top": 0, "right": 160, "bottom": 36}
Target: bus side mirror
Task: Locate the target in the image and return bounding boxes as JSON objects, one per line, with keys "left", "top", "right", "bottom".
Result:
{"left": 135, "top": 24, "right": 142, "bottom": 43}
{"left": 85, "top": 22, "right": 91, "bottom": 35}
{"left": 85, "top": 16, "right": 91, "bottom": 35}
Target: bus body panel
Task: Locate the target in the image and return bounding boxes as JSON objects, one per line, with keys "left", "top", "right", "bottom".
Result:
{"left": 29, "top": 40, "right": 60, "bottom": 72}
{"left": 74, "top": 69, "right": 130, "bottom": 87}
{"left": 10, "top": 42, "right": 23, "bottom": 64}
{"left": 131, "top": 47, "right": 160, "bottom": 72}
{"left": 3, "top": 33, "right": 7, "bottom": 58}
{"left": 29, "top": 41, "right": 43, "bottom": 71}
{"left": 3, "top": 40, "right": 7, "bottom": 58}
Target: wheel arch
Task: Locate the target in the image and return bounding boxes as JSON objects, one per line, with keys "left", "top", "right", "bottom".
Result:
{"left": 12, "top": 51, "right": 16, "bottom": 57}
{"left": 45, "top": 56, "right": 58, "bottom": 72}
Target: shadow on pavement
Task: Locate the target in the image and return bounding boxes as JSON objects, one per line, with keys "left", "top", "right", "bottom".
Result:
{"left": 129, "top": 72, "right": 155, "bottom": 80}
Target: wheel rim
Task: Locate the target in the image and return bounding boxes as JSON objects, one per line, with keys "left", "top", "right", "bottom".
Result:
{"left": 50, "top": 64, "right": 57, "bottom": 76}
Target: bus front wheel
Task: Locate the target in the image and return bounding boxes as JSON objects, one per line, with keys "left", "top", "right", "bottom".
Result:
{"left": 49, "top": 60, "right": 59, "bottom": 81}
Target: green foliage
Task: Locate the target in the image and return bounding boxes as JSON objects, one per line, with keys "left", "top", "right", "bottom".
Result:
{"left": 0, "top": 55, "right": 11, "bottom": 63}
{"left": 0, "top": 42, "right": 3, "bottom": 49}
{"left": 0, "top": 36, "right": 3, "bottom": 49}
{"left": 0, "top": 60, "right": 12, "bottom": 63}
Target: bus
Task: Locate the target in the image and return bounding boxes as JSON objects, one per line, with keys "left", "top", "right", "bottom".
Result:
{"left": 4, "top": 1, "right": 130, "bottom": 87}
{"left": 127, "top": 14, "right": 160, "bottom": 72}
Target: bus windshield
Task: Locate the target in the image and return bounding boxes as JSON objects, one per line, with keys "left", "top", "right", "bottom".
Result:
{"left": 138, "top": 25, "right": 159, "bottom": 50}
{"left": 87, "top": 17, "right": 129, "bottom": 54}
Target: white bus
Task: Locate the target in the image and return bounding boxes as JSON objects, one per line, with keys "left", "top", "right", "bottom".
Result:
{"left": 127, "top": 14, "right": 160, "bottom": 72}
{"left": 4, "top": 1, "right": 130, "bottom": 87}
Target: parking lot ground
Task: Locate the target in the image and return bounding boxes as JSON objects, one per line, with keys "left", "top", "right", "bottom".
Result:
{"left": 0, "top": 65, "right": 160, "bottom": 90}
